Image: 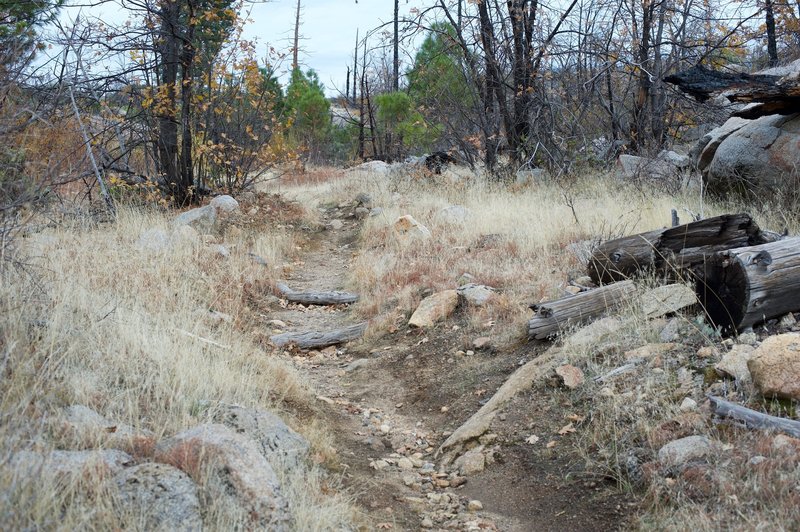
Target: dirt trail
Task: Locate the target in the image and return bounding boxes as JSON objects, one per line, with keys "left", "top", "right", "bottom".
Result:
{"left": 269, "top": 206, "right": 636, "bottom": 530}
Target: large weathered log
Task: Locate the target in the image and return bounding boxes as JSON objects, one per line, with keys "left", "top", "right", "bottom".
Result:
{"left": 276, "top": 283, "right": 359, "bottom": 305}
{"left": 528, "top": 280, "right": 637, "bottom": 339}
{"left": 709, "top": 395, "right": 800, "bottom": 438}
{"left": 588, "top": 213, "right": 770, "bottom": 284}
{"left": 270, "top": 322, "right": 368, "bottom": 349}
{"left": 699, "top": 237, "right": 800, "bottom": 333}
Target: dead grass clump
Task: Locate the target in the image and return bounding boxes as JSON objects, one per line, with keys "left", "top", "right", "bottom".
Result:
{"left": 0, "top": 203, "right": 359, "bottom": 529}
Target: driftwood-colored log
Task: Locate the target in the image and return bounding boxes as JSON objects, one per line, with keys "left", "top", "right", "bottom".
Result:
{"left": 276, "top": 283, "right": 359, "bottom": 305}
{"left": 709, "top": 395, "right": 800, "bottom": 438}
{"left": 699, "top": 237, "right": 800, "bottom": 333}
{"left": 588, "top": 213, "right": 771, "bottom": 284}
{"left": 270, "top": 322, "right": 367, "bottom": 349}
{"left": 528, "top": 280, "right": 637, "bottom": 339}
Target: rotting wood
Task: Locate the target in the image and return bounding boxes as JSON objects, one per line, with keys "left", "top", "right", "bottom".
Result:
{"left": 587, "top": 213, "right": 772, "bottom": 284}
{"left": 708, "top": 395, "right": 800, "bottom": 438}
{"left": 270, "top": 322, "right": 368, "bottom": 349}
{"left": 527, "top": 280, "right": 637, "bottom": 340}
{"left": 276, "top": 283, "right": 359, "bottom": 306}
{"left": 699, "top": 236, "right": 800, "bottom": 333}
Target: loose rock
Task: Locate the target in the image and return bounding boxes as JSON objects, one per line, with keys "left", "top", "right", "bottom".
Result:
{"left": 715, "top": 344, "right": 756, "bottom": 382}
{"left": 394, "top": 215, "right": 432, "bottom": 239}
{"left": 658, "top": 435, "right": 717, "bottom": 469}
{"left": 748, "top": 333, "right": 800, "bottom": 400}
{"left": 555, "top": 364, "right": 585, "bottom": 389}
{"left": 409, "top": 290, "right": 459, "bottom": 328}
{"left": 457, "top": 284, "right": 496, "bottom": 306}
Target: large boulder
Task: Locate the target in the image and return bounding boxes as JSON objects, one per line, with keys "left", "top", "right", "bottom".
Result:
{"left": 209, "top": 403, "right": 309, "bottom": 471}
{"left": 154, "top": 424, "right": 290, "bottom": 530}
{"left": 698, "top": 113, "right": 800, "bottom": 193}
{"left": 115, "top": 463, "right": 203, "bottom": 532}
{"left": 748, "top": 333, "right": 800, "bottom": 399}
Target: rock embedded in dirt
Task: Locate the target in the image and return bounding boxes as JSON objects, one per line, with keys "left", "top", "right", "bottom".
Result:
{"left": 154, "top": 423, "right": 290, "bottom": 530}
{"left": 715, "top": 344, "right": 756, "bottom": 382}
{"left": 409, "top": 290, "right": 459, "bottom": 328}
{"left": 115, "top": 463, "right": 203, "bottom": 532}
{"left": 457, "top": 283, "right": 496, "bottom": 306}
{"left": 641, "top": 284, "right": 697, "bottom": 319}
{"left": 329, "top": 219, "right": 344, "bottom": 230}
{"left": 748, "top": 333, "right": 800, "bottom": 400}
{"left": 680, "top": 398, "right": 698, "bottom": 411}
{"left": 394, "top": 214, "right": 432, "bottom": 239}
{"left": 209, "top": 403, "right": 310, "bottom": 471}
{"left": 555, "top": 364, "right": 585, "bottom": 389}
{"left": 658, "top": 435, "right": 717, "bottom": 469}
{"left": 354, "top": 207, "right": 370, "bottom": 219}
{"left": 453, "top": 447, "right": 486, "bottom": 476}
{"left": 467, "top": 500, "right": 484, "bottom": 512}
{"left": 780, "top": 313, "right": 798, "bottom": 329}
{"left": 624, "top": 343, "right": 679, "bottom": 362}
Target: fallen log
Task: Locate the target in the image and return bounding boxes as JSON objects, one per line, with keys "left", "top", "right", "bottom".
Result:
{"left": 698, "top": 237, "right": 800, "bottom": 333}
{"left": 276, "top": 282, "right": 359, "bottom": 305}
{"left": 587, "top": 213, "right": 770, "bottom": 284}
{"left": 528, "top": 280, "right": 637, "bottom": 340}
{"left": 708, "top": 395, "right": 800, "bottom": 438}
{"left": 270, "top": 322, "right": 368, "bottom": 349}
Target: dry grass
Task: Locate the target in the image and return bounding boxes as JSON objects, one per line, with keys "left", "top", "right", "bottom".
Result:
{"left": 272, "top": 167, "right": 714, "bottom": 343}
{"left": 0, "top": 203, "right": 360, "bottom": 530}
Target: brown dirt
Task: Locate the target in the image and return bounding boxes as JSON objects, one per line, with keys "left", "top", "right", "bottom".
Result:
{"left": 262, "top": 203, "right": 639, "bottom": 530}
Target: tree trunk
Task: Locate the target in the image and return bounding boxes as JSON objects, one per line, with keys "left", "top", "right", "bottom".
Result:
{"left": 766, "top": 0, "right": 778, "bottom": 68}
{"left": 699, "top": 237, "right": 800, "bottom": 333}
{"left": 177, "top": 4, "right": 196, "bottom": 205}
{"left": 588, "top": 213, "right": 771, "bottom": 284}
{"left": 393, "top": 0, "right": 399, "bottom": 92}
{"left": 527, "top": 280, "right": 637, "bottom": 339}
{"left": 292, "top": 0, "right": 301, "bottom": 69}
{"left": 157, "top": 0, "right": 180, "bottom": 196}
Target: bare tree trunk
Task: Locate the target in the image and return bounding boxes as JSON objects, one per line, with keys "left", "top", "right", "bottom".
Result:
{"left": 393, "top": 0, "right": 399, "bottom": 92}
{"left": 292, "top": 0, "right": 302, "bottom": 69}
{"left": 766, "top": 0, "right": 778, "bottom": 67}
{"left": 157, "top": 0, "right": 180, "bottom": 198}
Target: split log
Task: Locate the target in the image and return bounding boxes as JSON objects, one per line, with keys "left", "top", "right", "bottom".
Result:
{"left": 708, "top": 395, "right": 800, "bottom": 438}
{"left": 276, "top": 283, "right": 359, "bottom": 305}
{"left": 698, "top": 237, "right": 800, "bottom": 333}
{"left": 588, "top": 213, "right": 771, "bottom": 284}
{"left": 270, "top": 322, "right": 368, "bottom": 349}
{"left": 528, "top": 280, "right": 637, "bottom": 340}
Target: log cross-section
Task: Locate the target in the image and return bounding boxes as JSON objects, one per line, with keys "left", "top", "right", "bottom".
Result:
{"left": 276, "top": 283, "right": 359, "bottom": 306}
{"left": 699, "top": 236, "right": 800, "bottom": 332}
{"left": 270, "top": 322, "right": 368, "bottom": 349}
{"left": 528, "top": 280, "right": 637, "bottom": 339}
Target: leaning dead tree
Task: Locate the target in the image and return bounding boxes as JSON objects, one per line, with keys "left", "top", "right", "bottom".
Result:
{"left": 587, "top": 214, "right": 774, "bottom": 285}
{"left": 664, "top": 65, "right": 800, "bottom": 118}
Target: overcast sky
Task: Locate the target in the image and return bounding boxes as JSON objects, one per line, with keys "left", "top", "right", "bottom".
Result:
{"left": 58, "top": 0, "right": 430, "bottom": 95}
{"left": 244, "top": 0, "right": 427, "bottom": 95}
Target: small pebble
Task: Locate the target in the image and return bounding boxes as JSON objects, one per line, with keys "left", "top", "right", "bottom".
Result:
{"left": 467, "top": 500, "right": 483, "bottom": 512}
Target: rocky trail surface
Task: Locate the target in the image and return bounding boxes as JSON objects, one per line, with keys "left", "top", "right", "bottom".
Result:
{"left": 267, "top": 204, "right": 636, "bottom": 531}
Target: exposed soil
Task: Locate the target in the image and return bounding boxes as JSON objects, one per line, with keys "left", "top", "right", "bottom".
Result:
{"left": 264, "top": 204, "right": 639, "bottom": 530}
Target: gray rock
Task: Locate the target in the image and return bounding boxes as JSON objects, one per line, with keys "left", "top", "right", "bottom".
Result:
{"left": 641, "top": 284, "right": 697, "bottom": 318}
{"left": 55, "top": 405, "right": 154, "bottom": 454}
{"left": 154, "top": 424, "right": 290, "bottom": 531}
{"left": 369, "top": 207, "right": 384, "bottom": 217}
{"left": 138, "top": 229, "right": 170, "bottom": 252}
{"left": 354, "top": 207, "right": 370, "bottom": 219}
{"left": 456, "top": 284, "right": 496, "bottom": 306}
{"left": 329, "top": 219, "right": 344, "bottom": 230}
{"left": 658, "top": 436, "right": 716, "bottom": 468}
{"left": 354, "top": 193, "right": 373, "bottom": 208}
{"left": 715, "top": 344, "right": 756, "bottom": 381}
{"left": 660, "top": 318, "right": 682, "bottom": 342}
{"left": 209, "top": 195, "right": 239, "bottom": 214}
{"left": 210, "top": 403, "right": 309, "bottom": 471}
{"left": 437, "top": 205, "right": 470, "bottom": 224}
{"left": 9, "top": 449, "right": 133, "bottom": 479}
{"left": 173, "top": 205, "right": 217, "bottom": 233}
{"left": 453, "top": 447, "right": 486, "bottom": 476}
{"left": 115, "top": 463, "right": 203, "bottom": 532}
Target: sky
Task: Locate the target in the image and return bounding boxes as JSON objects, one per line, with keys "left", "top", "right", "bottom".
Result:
{"left": 244, "top": 0, "right": 427, "bottom": 95}
{"left": 57, "top": 0, "right": 431, "bottom": 95}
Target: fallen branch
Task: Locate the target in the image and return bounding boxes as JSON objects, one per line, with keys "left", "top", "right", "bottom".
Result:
{"left": 276, "top": 283, "right": 359, "bottom": 306}
{"left": 593, "top": 360, "right": 643, "bottom": 383}
{"left": 708, "top": 395, "right": 800, "bottom": 438}
{"left": 270, "top": 322, "right": 368, "bottom": 349}
{"left": 176, "top": 329, "right": 231, "bottom": 350}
